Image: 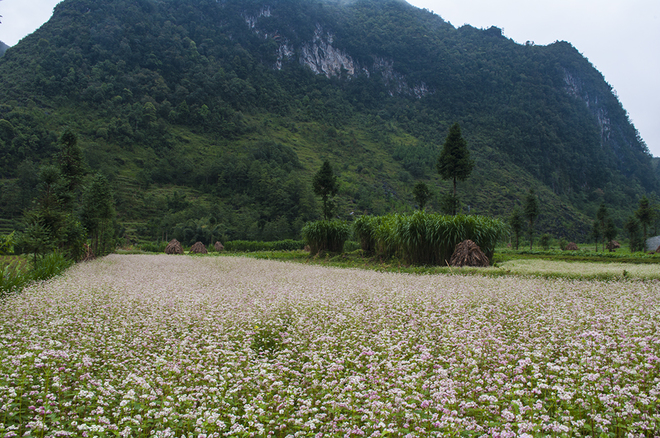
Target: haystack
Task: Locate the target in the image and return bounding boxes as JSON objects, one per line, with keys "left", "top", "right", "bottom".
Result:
{"left": 449, "top": 240, "right": 489, "bottom": 267}
{"left": 607, "top": 240, "right": 621, "bottom": 251}
{"left": 165, "top": 239, "right": 184, "bottom": 255}
{"left": 82, "top": 243, "right": 95, "bottom": 262}
{"left": 565, "top": 242, "right": 579, "bottom": 251}
{"left": 190, "top": 241, "right": 208, "bottom": 254}
{"left": 214, "top": 241, "right": 224, "bottom": 252}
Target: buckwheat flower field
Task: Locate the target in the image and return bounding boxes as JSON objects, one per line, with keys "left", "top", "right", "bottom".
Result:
{"left": 1, "top": 255, "right": 659, "bottom": 437}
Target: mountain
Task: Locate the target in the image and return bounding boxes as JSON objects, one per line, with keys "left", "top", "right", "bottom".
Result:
{"left": 0, "top": 41, "right": 8, "bottom": 57}
{"left": 0, "top": 0, "right": 656, "bottom": 244}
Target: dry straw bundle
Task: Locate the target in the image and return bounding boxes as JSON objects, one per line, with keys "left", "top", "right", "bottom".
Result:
{"left": 165, "top": 239, "right": 184, "bottom": 255}
{"left": 190, "top": 242, "right": 208, "bottom": 254}
{"left": 449, "top": 239, "right": 489, "bottom": 267}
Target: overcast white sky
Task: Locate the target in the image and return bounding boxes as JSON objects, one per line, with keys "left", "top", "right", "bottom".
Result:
{"left": 1, "top": 0, "right": 658, "bottom": 157}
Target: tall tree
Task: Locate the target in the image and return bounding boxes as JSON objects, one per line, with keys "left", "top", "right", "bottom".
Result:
{"left": 635, "top": 196, "right": 655, "bottom": 245}
{"left": 436, "top": 123, "right": 474, "bottom": 215}
{"left": 596, "top": 202, "right": 609, "bottom": 251}
{"left": 591, "top": 220, "right": 602, "bottom": 252}
{"left": 624, "top": 216, "right": 642, "bottom": 253}
{"left": 412, "top": 182, "right": 430, "bottom": 210}
{"left": 312, "top": 160, "right": 338, "bottom": 220}
{"left": 524, "top": 189, "right": 539, "bottom": 250}
{"left": 604, "top": 217, "right": 617, "bottom": 251}
{"left": 55, "top": 129, "right": 87, "bottom": 212}
{"left": 509, "top": 206, "right": 524, "bottom": 250}
{"left": 81, "top": 173, "right": 116, "bottom": 256}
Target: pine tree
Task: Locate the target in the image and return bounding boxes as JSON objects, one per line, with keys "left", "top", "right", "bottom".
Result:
{"left": 436, "top": 123, "right": 474, "bottom": 215}
{"left": 412, "top": 182, "right": 430, "bottom": 210}
{"left": 81, "top": 173, "right": 116, "bottom": 256}
{"left": 624, "top": 216, "right": 642, "bottom": 253}
{"left": 312, "top": 161, "right": 338, "bottom": 220}
{"left": 635, "top": 196, "right": 656, "bottom": 245}
{"left": 596, "top": 202, "right": 609, "bottom": 251}
{"left": 509, "top": 206, "right": 524, "bottom": 250}
{"left": 604, "top": 217, "right": 617, "bottom": 251}
{"left": 524, "top": 189, "right": 539, "bottom": 250}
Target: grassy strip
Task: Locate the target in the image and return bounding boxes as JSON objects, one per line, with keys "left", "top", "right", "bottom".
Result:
{"left": 0, "top": 253, "right": 74, "bottom": 297}
{"left": 213, "top": 250, "right": 659, "bottom": 281}
{"left": 497, "top": 249, "right": 660, "bottom": 264}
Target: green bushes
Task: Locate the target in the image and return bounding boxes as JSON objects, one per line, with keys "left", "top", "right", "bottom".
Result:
{"left": 223, "top": 239, "right": 305, "bottom": 252}
{"left": 1, "top": 252, "right": 73, "bottom": 296}
{"left": 353, "top": 211, "right": 508, "bottom": 266}
{"left": 302, "top": 220, "right": 351, "bottom": 255}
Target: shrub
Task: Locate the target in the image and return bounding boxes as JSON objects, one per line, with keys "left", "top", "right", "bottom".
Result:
{"left": 359, "top": 211, "right": 508, "bottom": 266}
{"left": 302, "top": 220, "right": 351, "bottom": 255}
{"left": 141, "top": 241, "right": 168, "bottom": 253}
{"left": 540, "top": 234, "right": 551, "bottom": 251}
{"left": 223, "top": 240, "right": 305, "bottom": 252}
{"left": 353, "top": 216, "right": 378, "bottom": 254}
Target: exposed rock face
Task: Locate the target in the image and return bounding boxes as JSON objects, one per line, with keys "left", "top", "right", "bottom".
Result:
{"left": 243, "top": 12, "right": 430, "bottom": 98}
{"left": 300, "top": 25, "right": 356, "bottom": 77}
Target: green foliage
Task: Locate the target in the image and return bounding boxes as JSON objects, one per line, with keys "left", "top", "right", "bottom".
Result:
{"left": 509, "top": 207, "right": 524, "bottom": 250}
{"left": 223, "top": 239, "right": 304, "bottom": 252}
{"left": 312, "top": 161, "right": 338, "bottom": 220}
{"left": 1, "top": 252, "right": 72, "bottom": 296}
{"left": 81, "top": 173, "right": 116, "bottom": 256}
{"left": 354, "top": 211, "right": 507, "bottom": 266}
{"left": 524, "top": 189, "right": 539, "bottom": 250}
{"left": 395, "top": 211, "right": 507, "bottom": 265}
{"left": 302, "top": 220, "right": 350, "bottom": 255}
{"left": 539, "top": 233, "right": 551, "bottom": 251}
{"left": 17, "top": 219, "right": 54, "bottom": 266}
{"left": 437, "top": 123, "right": 474, "bottom": 199}
{"left": 624, "top": 216, "right": 643, "bottom": 253}
{"left": 412, "top": 182, "right": 430, "bottom": 210}
{"left": 0, "top": 0, "right": 657, "bottom": 246}
{"left": 635, "top": 195, "right": 656, "bottom": 241}
{"left": 0, "top": 231, "right": 15, "bottom": 255}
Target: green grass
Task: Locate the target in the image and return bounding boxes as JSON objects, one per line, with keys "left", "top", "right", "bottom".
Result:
{"left": 0, "top": 253, "right": 74, "bottom": 297}
{"left": 207, "top": 247, "right": 660, "bottom": 281}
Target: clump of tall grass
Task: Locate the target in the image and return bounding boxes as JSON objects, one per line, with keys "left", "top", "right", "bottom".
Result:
{"left": 353, "top": 211, "right": 508, "bottom": 266}
{"left": 302, "top": 220, "right": 351, "bottom": 255}
{"left": 0, "top": 252, "right": 73, "bottom": 297}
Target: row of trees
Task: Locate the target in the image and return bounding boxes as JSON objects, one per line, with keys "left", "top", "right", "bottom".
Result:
{"left": 313, "top": 122, "right": 475, "bottom": 222}
{"left": 15, "top": 130, "right": 116, "bottom": 263}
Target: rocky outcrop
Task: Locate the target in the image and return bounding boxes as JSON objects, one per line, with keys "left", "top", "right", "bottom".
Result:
{"left": 300, "top": 24, "right": 356, "bottom": 77}
{"left": 244, "top": 11, "right": 429, "bottom": 98}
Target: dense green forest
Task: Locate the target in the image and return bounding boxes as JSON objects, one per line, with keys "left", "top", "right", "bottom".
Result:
{"left": 0, "top": 0, "right": 657, "bottom": 245}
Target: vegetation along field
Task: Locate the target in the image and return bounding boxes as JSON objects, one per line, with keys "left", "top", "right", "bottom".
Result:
{"left": 1, "top": 254, "right": 658, "bottom": 437}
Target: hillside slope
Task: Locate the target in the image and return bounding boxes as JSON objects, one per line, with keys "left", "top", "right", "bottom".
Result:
{"left": 0, "top": 0, "right": 656, "bottom": 243}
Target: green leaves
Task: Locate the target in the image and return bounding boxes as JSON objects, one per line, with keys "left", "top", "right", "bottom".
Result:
{"left": 354, "top": 211, "right": 507, "bottom": 265}
{"left": 302, "top": 220, "right": 350, "bottom": 255}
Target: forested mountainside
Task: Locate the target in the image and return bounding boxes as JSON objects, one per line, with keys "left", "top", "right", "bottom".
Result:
{"left": 0, "top": 41, "right": 8, "bottom": 57}
{"left": 0, "top": 0, "right": 656, "bottom": 243}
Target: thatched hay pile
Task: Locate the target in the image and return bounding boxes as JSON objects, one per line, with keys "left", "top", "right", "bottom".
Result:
{"left": 190, "top": 242, "right": 207, "bottom": 254}
{"left": 565, "top": 242, "right": 579, "bottom": 251}
{"left": 165, "top": 239, "right": 184, "bottom": 255}
{"left": 607, "top": 240, "right": 621, "bottom": 251}
{"left": 82, "top": 243, "right": 95, "bottom": 262}
{"left": 214, "top": 241, "right": 224, "bottom": 252}
{"left": 449, "top": 240, "right": 489, "bottom": 267}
